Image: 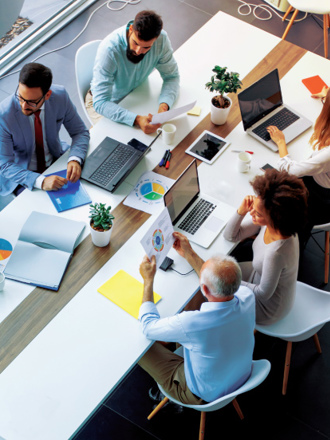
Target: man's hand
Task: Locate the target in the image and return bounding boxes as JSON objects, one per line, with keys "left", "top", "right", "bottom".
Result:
{"left": 173, "top": 232, "right": 194, "bottom": 259}
{"left": 42, "top": 175, "right": 68, "bottom": 191}
{"left": 237, "top": 195, "right": 254, "bottom": 216}
{"left": 158, "top": 103, "right": 169, "bottom": 113}
{"left": 140, "top": 255, "right": 157, "bottom": 283}
{"left": 67, "top": 160, "right": 82, "bottom": 183}
{"left": 135, "top": 114, "right": 161, "bottom": 134}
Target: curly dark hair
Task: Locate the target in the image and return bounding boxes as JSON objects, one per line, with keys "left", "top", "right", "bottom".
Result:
{"left": 133, "top": 10, "right": 163, "bottom": 41}
{"left": 250, "top": 169, "right": 308, "bottom": 237}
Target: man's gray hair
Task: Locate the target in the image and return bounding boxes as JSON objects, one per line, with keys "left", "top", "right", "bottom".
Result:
{"left": 200, "top": 255, "right": 242, "bottom": 298}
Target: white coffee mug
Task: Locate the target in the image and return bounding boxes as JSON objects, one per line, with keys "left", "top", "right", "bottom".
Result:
{"left": 157, "top": 123, "right": 176, "bottom": 145}
{"left": 237, "top": 152, "right": 251, "bottom": 173}
{"left": 0, "top": 272, "right": 5, "bottom": 291}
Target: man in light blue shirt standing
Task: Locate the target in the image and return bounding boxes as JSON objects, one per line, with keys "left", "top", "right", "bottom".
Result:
{"left": 87, "top": 10, "right": 180, "bottom": 133}
{"left": 138, "top": 245, "right": 255, "bottom": 405}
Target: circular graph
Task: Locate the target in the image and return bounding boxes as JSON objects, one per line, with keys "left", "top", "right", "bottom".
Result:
{"left": 0, "top": 239, "right": 13, "bottom": 260}
{"left": 152, "top": 229, "right": 165, "bottom": 252}
{"left": 140, "top": 182, "right": 165, "bottom": 201}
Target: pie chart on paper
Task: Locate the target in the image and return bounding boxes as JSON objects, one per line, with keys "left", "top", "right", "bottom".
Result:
{"left": 0, "top": 239, "right": 13, "bottom": 260}
{"left": 140, "top": 182, "right": 165, "bottom": 201}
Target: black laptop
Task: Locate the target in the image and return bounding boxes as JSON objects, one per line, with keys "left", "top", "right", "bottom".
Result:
{"left": 81, "top": 136, "right": 150, "bottom": 192}
{"left": 238, "top": 69, "right": 312, "bottom": 152}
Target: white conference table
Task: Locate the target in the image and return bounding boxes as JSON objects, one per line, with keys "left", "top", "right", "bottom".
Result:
{"left": 0, "top": 11, "right": 328, "bottom": 440}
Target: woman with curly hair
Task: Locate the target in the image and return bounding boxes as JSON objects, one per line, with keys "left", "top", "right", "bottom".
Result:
{"left": 267, "top": 86, "right": 330, "bottom": 231}
{"left": 223, "top": 169, "right": 308, "bottom": 325}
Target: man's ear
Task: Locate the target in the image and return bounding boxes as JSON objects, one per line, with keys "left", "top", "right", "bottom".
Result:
{"left": 44, "top": 90, "right": 52, "bottom": 101}
{"left": 201, "top": 284, "right": 210, "bottom": 298}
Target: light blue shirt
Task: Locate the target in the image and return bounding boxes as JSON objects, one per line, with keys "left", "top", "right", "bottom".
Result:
{"left": 139, "top": 287, "right": 255, "bottom": 402}
{"left": 91, "top": 23, "right": 180, "bottom": 126}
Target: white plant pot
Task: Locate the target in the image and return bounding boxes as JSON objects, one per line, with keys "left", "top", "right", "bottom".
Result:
{"left": 90, "top": 223, "right": 113, "bottom": 247}
{"left": 210, "top": 95, "right": 232, "bottom": 125}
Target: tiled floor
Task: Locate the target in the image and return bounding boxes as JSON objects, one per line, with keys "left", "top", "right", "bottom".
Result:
{"left": 1, "top": 1, "right": 329, "bottom": 438}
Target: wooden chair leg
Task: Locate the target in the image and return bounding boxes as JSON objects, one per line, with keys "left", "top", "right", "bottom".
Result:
{"left": 282, "top": 9, "right": 299, "bottom": 40}
{"left": 325, "top": 231, "right": 329, "bottom": 284}
{"left": 147, "top": 397, "right": 169, "bottom": 420}
{"left": 232, "top": 398, "right": 244, "bottom": 420}
{"left": 199, "top": 411, "right": 206, "bottom": 440}
{"left": 282, "top": 341, "right": 292, "bottom": 395}
{"left": 323, "top": 14, "right": 329, "bottom": 58}
{"left": 313, "top": 333, "right": 322, "bottom": 354}
{"left": 282, "top": 5, "right": 293, "bottom": 21}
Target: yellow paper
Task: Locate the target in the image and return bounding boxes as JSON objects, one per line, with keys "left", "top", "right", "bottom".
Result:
{"left": 98, "top": 270, "right": 161, "bottom": 319}
{"left": 187, "top": 106, "right": 201, "bottom": 116}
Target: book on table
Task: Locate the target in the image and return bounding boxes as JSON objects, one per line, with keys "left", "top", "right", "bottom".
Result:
{"left": 4, "top": 211, "right": 85, "bottom": 291}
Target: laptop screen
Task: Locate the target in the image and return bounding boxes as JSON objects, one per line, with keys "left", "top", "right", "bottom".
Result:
{"left": 164, "top": 160, "right": 200, "bottom": 225}
{"left": 238, "top": 69, "right": 283, "bottom": 130}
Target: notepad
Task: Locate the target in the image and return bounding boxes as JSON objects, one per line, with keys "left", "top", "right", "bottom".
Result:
{"left": 302, "top": 75, "right": 328, "bottom": 94}
{"left": 46, "top": 169, "right": 91, "bottom": 212}
{"left": 98, "top": 270, "right": 161, "bottom": 319}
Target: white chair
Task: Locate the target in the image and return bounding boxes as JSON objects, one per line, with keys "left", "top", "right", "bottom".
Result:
{"left": 75, "top": 40, "right": 101, "bottom": 126}
{"left": 147, "top": 355, "right": 271, "bottom": 440}
{"left": 281, "top": 1, "right": 330, "bottom": 58}
{"left": 256, "top": 281, "right": 330, "bottom": 395}
{"left": 311, "top": 222, "right": 330, "bottom": 284}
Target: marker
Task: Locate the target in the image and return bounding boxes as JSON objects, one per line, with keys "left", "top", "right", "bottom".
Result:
{"left": 159, "top": 149, "right": 169, "bottom": 167}
{"left": 231, "top": 150, "right": 254, "bottom": 154}
{"left": 165, "top": 151, "right": 172, "bottom": 169}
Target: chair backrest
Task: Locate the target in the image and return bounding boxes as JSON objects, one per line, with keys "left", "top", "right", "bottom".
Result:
{"left": 75, "top": 40, "right": 101, "bottom": 125}
{"left": 159, "top": 359, "right": 271, "bottom": 413}
{"left": 287, "top": 0, "right": 330, "bottom": 14}
{"left": 256, "top": 281, "right": 330, "bottom": 342}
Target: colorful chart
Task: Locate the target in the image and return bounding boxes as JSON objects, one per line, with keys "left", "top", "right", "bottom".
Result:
{"left": 140, "top": 182, "right": 165, "bottom": 201}
{"left": 152, "top": 229, "right": 165, "bottom": 252}
{"left": 0, "top": 239, "right": 13, "bottom": 260}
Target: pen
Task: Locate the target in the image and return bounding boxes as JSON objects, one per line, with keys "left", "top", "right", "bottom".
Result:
{"left": 165, "top": 151, "right": 172, "bottom": 169}
{"left": 231, "top": 150, "right": 254, "bottom": 154}
{"left": 159, "top": 149, "right": 169, "bottom": 167}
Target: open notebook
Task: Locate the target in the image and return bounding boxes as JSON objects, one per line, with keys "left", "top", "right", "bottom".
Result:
{"left": 4, "top": 211, "right": 85, "bottom": 290}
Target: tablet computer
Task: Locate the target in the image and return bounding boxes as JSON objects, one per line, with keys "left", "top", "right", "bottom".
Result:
{"left": 185, "top": 130, "right": 230, "bottom": 164}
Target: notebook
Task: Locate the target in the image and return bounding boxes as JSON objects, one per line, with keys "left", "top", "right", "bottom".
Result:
{"left": 238, "top": 69, "right": 312, "bottom": 151}
{"left": 98, "top": 270, "right": 161, "bottom": 319}
{"left": 46, "top": 169, "right": 91, "bottom": 212}
{"left": 81, "top": 136, "right": 150, "bottom": 192}
{"left": 164, "top": 160, "right": 231, "bottom": 248}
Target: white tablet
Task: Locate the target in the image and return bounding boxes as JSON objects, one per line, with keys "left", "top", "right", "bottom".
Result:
{"left": 185, "top": 130, "right": 230, "bottom": 164}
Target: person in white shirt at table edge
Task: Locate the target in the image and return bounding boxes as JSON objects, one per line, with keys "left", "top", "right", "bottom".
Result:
{"left": 138, "top": 252, "right": 255, "bottom": 405}
{"left": 87, "top": 10, "right": 180, "bottom": 134}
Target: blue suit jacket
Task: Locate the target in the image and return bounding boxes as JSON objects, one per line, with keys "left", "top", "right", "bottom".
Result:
{"left": 0, "top": 85, "right": 90, "bottom": 196}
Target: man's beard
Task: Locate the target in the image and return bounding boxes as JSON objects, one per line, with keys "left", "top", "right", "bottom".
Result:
{"left": 126, "top": 46, "right": 145, "bottom": 64}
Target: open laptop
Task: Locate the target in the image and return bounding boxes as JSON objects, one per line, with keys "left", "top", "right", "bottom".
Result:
{"left": 238, "top": 69, "right": 312, "bottom": 152}
{"left": 164, "top": 160, "right": 230, "bottom": 248}
{"left": 81, "top": 136, "right": 150, "bottom": 192}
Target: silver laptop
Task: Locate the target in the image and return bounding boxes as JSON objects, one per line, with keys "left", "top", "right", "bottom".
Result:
{"left": 164, "top": 160, "right": 228, "bottom": 248}
{"left": 81, "top": 136, "right": 150, "bottom": 192}
{"left": 238, "top": 69, "right": 312, "bottom": 152}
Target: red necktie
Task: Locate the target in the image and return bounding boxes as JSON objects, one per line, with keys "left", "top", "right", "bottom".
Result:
{"left": 34, "top": 110, "right": 46, "bottom": 174}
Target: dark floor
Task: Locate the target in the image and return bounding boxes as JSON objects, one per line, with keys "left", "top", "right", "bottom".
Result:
{"left": 1, "top": 1, "right": 329, "bottom": 439}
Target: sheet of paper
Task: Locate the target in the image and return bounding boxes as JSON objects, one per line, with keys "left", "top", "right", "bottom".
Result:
{"left": 124, "top": 171, "right": 175, "bottom": 215}
{"left": 140, "top": 207, "right": 175, "bottom": 269}
{"left": 98, "top": 270, "right": 161, "bottom": 319}
{"left": 151, "top": 100, "right": 197, "bottom": 125}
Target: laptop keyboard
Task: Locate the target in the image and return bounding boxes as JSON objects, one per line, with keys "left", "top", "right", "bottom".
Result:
{"left": 178, "top": 199, "right": 216, "bottom": 235}
{"left": 90, "top": 144, "right": 135, "bottom": 186}
{"left": 252, "top": 108, "right": 300, "bottom": 141}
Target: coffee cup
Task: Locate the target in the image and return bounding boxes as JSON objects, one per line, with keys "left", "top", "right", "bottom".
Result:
{"left": 237, "top": 152, "right": 251, "bottom": 173}
{"left": 157, "top": 123, "right": 176, "bottom": 145}
{"left": 0, "top": 272, "right": 5, "bottom": 291}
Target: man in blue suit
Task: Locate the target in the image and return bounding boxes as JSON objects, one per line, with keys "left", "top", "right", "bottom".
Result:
{"left": 0, "top": 63, "right": 89, "bottom": 196}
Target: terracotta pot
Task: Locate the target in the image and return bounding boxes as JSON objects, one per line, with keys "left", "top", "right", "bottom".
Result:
{"left": 210, "top": 95, "right": 232, "bottom": 125}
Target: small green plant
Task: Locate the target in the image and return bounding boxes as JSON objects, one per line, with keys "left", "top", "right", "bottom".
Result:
{"left": 89, "top": 203, "right": 114, "bottom": 231}
{"left": 205, "top": 66, "right": 242, "bottom": 109}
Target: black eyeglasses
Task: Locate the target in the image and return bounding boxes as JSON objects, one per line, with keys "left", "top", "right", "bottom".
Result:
{"left": 15, "top": 86, "right": 46, "bottom": 108}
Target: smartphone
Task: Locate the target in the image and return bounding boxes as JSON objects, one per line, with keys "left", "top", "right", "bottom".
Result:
{"left": 260, "top": 163, "right": 274, "bottom": 171}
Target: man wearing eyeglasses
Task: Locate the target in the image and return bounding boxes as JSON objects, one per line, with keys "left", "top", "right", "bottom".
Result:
{"left": 0, "top": 63, "right": 89, "bottom": 197}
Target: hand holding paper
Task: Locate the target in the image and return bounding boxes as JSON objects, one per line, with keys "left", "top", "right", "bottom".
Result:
{"left": 151, "top": 101, "right": 197, "bottom": 125}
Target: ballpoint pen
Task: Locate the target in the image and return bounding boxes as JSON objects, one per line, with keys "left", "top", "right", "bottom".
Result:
{"left": 159, "top": 149, "right": 169, "bottom": 167}
{"left": 165, "top": 151, "right": 172, "bottom": 169}
{"left": 231, "top": 150, "right": 254, "bottom": 154}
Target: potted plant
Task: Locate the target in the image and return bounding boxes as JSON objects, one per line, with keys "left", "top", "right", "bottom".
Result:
{"left": 89, "top": 203, "right": 114, "bottom": 247}
{"left": 205, "top": 66, "right": 242, "bottom": 125}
